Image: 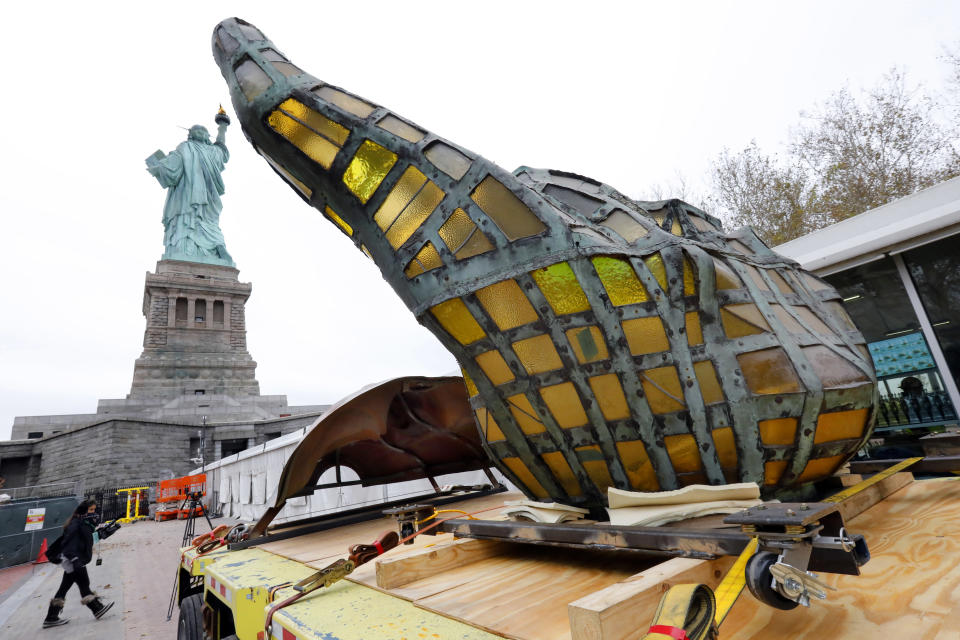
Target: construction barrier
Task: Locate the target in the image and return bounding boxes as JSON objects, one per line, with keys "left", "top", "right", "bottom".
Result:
{"left": 155, "top": 474, "right": 206, "bottom": 521}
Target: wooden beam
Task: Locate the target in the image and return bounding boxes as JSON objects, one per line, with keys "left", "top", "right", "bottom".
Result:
{"left": 833, "top": 471, "right": 913, "bottom": 522}
{"left": 375, "top": 537, "right": 508, "bottom": 589}
{"left": 567, "top": 555, "right": 735, "bottom": 640}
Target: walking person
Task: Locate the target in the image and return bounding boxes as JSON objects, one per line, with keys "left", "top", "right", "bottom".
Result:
{"left": 42, "top": 500, "right": 115, "bottom": 628}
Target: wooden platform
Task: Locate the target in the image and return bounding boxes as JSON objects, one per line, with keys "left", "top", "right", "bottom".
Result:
{"left": 260, "top": 476, "right": 960, "bottom": 639}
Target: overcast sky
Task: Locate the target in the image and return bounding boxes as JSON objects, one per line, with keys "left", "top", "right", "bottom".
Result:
{"left": 2, "top": 1, "right": 958, "bottom": 439}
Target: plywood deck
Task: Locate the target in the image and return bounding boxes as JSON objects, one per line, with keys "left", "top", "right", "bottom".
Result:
{"left": 258, "top": 478, "right": 960, "bottom": 639}
{"left": 721, "top": 477, "right": 960, "bottom": 639}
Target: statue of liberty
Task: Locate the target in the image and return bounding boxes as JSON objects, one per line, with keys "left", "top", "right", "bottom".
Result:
{"left": 146, "top": 108, "right": 235, "bottom": 267}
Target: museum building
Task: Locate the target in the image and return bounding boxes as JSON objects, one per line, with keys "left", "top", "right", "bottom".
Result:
{"left": 775, "top": 175, "right": 960, "bottom": 435}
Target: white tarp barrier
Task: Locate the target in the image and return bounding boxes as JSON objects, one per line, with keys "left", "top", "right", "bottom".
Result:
{"left": 194, "top": 426, "right": 509, "bottom": 526}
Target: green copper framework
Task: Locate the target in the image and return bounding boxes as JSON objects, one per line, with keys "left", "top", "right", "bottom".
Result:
{"left": 211, "top": 18, "right": 877, "bottom": 507}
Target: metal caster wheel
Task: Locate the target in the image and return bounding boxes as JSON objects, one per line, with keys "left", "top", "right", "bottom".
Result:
{"left": 745, "top": 551, "right": 800, "bottom": 610}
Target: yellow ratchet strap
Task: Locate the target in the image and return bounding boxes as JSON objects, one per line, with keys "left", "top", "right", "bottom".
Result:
{"left": 643, "top": 583, "right": 718, "bottom": 640}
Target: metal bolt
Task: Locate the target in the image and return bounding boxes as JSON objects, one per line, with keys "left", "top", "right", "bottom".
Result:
{"left": 799, "top": 503, "right": 809, "bottom": 511}
{"left": 756, "top": 504, "right": 766, "bottom": 510}
{"left": 786, "top": 508, "right": 796, "bottom": 516}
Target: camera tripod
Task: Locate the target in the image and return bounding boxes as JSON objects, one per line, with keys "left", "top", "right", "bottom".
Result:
{"left": 167, "top": 491, "right": 215, "bottom": 621}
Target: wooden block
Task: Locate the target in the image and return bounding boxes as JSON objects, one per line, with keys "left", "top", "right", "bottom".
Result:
{"left": 834, "top": 471, "right": 913, "bottom": 522}
{"left": 375, "top": 537, "right": 508, "bottom": 589}
{"left": 839, "top": 474, "right": 864, "bottom": 487}
{"left": 567, "top": 555, "right": 735, "bottom": 640}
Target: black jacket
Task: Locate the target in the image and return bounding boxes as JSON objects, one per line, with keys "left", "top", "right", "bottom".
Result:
{"left": 59, "top": 517, "right": 95, "bottom": 567}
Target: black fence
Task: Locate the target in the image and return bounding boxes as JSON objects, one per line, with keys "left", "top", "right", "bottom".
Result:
{"left": 87, "top": 483, "right": 153, "bottom": 522}
{"left": 876, "top": 391, "right": 957, "bottom": 429}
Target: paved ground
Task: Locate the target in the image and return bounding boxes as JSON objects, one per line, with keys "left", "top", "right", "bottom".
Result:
{"left": 0, "top": 516, "right": 225, "bottom": 639}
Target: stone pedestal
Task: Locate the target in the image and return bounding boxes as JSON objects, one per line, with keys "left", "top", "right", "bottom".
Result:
{"left": 129, "top": 260, "right": 260, "bottom": 401}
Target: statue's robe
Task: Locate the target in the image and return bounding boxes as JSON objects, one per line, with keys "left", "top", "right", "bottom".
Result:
{"left": 148, "top": 139, "right": 234, "bottom": 266}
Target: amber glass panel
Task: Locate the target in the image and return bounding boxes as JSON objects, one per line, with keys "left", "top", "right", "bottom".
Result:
{"left": 601, "top": 210, "right": 649, "bottom": 243}
{"left": 792, "top": 306, "right": 836, "bottom": 336}
{"left": 438, "top": 208, "right": 494, "bottom": 259}
{"left": 385, "top": 181, "right": 445, "bottom": 249}
{"left": 814, "top": 408, "right": 868, "bottom": 444}
{"left": 475, "top": 350, "right": 515, "bottom": 386}
{"left": 686, "top": 311, "right": 704, "bottom": 346}
{"left": 670, "top": 219, "right": 683, "bottom": 236}
{"left": 361, "top": 245, "right": 373, "bottom": 259}
{"left": 259, "top": 151, "right": 312, "bottom": 197}
{"left": 313, "top": 86, "right": 376, "bottom": 118}
{"left": 644, "top": 254, "right": 669, "bottom": 290}
{"left": 424, "top": 141, "right": 472, "bottom": 180}
{"left": 501, "top": 457, "right": 548, "bottom": 498}
{"left": 796, "top": 455, "right": 845, "bottom": 483}
{"left": 759, "top": 418, "right": 797, "bottom": 446}
{"left": 691, "top": 216, "right": 716, "bottom": 232}
{"left": 622, "top": 317, "right": 670, "bottom": 355}
{"left": 531, "top": 263, "right": 591, "bottom": 315}
{"left": 540, "top": 382, "right": 588, "bottom": 429}
{"left": 728, "top": 239, "right": 755, "bottom": 255}
{"left": 615, "top": 441, "right": 660, "bottom": 491}
{"left": 455, "top": 229, "right": 495, "bottom": 259}
{"left": 429, "top": 298, "right": 485, "bottom": 345}
{"left": 682, "top": 257, "right": 696, "bottom": 296}
{"left": 475, "top": 408, "right": 504, "bottom": 441}
{"left": 764, "top": 460, "right": 788, "bottom": 485}
{"left": 541, "top": 451, "right": 582, "bottom": 496}
{"left": 565, "top": 326, "right": 609, "bottom": 364}
{"left": 470, "top": 176, "right": 546, "bottom": 241}
{"left": 641, "top": 366, "right": 686, "bottom": 414}
{"left": 767, "top": 270, "right": 794, "bottom": 295}
{"left": 714, "top": 259, "right": 741, "bottom": 290}
{"left": 592, "top": 257, "right": 648, "bottom": 305}
{"left": 376, "top": 114, "right": 425, "bottom": 143}
{"left": 588, "top": 374, "right": 631, "bottom": 420}
{"left": 664, "top": 434, "right": 701, "bottom": 473}
{"left": 512, "top": 335, "right": 563, "bottom": 375}
{"left": 234, "top": 58, "right": 273, "bottom": 101}
{"left": 576, "top": 445, "right": 615, "bottom": 492}
{"left": 462, "top": 369, "right": 478, "bottom": 397}
{"left": 802, "top": 345, "right": 870, "bottom": 388}
{"left": 825, "top": 301, "right": 857, "bottom": 329}
{"left": 741, "top": 264, "right": 770, "bottom": 291}
{"left": 507, "top": 394, "right": 546, "bottom": 435}
{"left": 801, "top": 272, "right": 831, "bottom": 291}
{"left": 374, "top": 166, "right": 427, "bottom": 230}
{"left": 342, "top": 140, "right": 398, "bottom": 203}
{"left": 475, "top": 280, "right": 538, "bottom": 330}
{"left": 693, "top": 361, "right": 724, "bottom": 405}
{"left": 712, "top": 427, "right": 738, "bottom": 468}
{"left": 770, "top": 304, "right": 805, "bottom": 333}
{"left": 404, "top": 242, "right": 442, "bottom": 278}
{"left": 721, "top": 304, "right": 771, "bottom": 338}
{"left": 267, "top": 111, "right": 339, "bottom": 169}
{"left": 324, "top": 206, "right": 353, "bottom": 236}
{"left": 737, "top": 348, "right": 803, "bottom": 395}
{"left": 278, "top": 99, "right": 351, "bottom": 146}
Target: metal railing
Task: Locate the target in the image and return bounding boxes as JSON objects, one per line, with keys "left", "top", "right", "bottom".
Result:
{"left": 0, "top": 481, "right": 81, "bottom": 502}
{"left": 876, "top": 391, "right": 958, "bottom": 430}
{"left": 87, "top": 483, "right": 154, "bottom": 522}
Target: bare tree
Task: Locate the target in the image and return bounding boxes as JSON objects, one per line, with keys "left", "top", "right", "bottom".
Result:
{"left": 793, "top": 70, "right": 960, "bottom": 222}
{"left": 707, "top": 68, "right": 960, "bottom": 244}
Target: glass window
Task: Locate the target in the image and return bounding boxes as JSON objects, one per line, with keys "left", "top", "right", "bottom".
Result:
{"left": 823, "top": 257, "right": 920, "bottom": 343}
{"left": 905, "top": 236, "right": 960, "bottom": 388}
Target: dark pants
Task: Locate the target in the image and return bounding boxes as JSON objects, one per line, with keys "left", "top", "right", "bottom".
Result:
{"left": 54, "top": 565, "right": 92, "bottom": 599}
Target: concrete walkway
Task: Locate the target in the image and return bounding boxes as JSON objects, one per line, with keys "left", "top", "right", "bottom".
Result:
{"left": 0, "top": 516, "right": 228, "bottom": 639}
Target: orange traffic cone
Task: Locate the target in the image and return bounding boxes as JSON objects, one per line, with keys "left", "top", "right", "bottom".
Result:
{"left": 35, "top": 538, "right": 49, "bottom": 563}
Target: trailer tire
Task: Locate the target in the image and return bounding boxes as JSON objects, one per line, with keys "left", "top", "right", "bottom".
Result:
{"left": 177, "top": 593, "right": 204, "bottom": 640}
{"left": 745, "top": 551, "right": 800, "bottom": 610}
